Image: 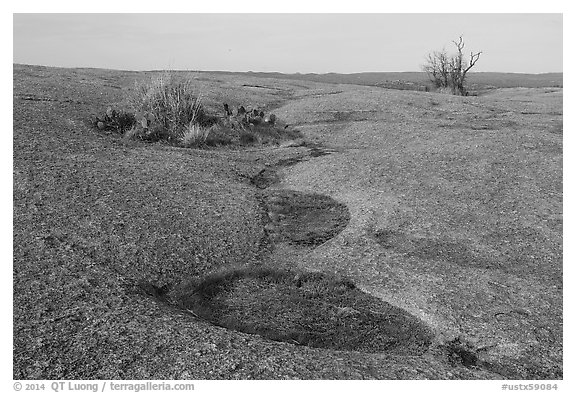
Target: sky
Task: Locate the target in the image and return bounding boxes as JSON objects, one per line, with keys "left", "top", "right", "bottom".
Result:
{"left": 13, "top": 13, "right": 563, "bottom": 74}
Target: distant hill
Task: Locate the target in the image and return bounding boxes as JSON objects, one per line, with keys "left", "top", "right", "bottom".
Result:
{"left": 465, "top": 72, "right": 563, "bottom": 89}
{"left": 13, "top": 63, "right": 562, "bottom": 93}
{"left": 204, "top": 70, "right": 563, "bottom": 93}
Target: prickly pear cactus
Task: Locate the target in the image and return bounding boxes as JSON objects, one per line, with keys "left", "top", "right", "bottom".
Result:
{"left": 92, "top": 107, "right": 136, "bottom": 133}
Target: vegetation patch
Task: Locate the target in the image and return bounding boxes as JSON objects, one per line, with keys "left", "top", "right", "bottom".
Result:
{"left": 91, "top": 107, "right": 136, "bottom": 133}
{"left": 439, "top": 337, "right": 480, "bottom": 367}
{"left": 175, "top": 267, "right": 433, "bottom": 354}
{"left": 264, "top": 190, "right": 350, "bottom": 247}
{"left": 91, "top": 72, "right": 301, "bottom": 147}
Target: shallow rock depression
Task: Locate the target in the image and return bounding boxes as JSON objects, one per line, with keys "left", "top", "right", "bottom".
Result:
{"left": 175, "top": 267, "right": 434, "bottom": 354}
{"left": 264, "top": 190, "right": 351, "bottom": 247}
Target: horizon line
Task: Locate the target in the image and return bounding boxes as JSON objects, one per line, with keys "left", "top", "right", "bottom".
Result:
{"left": 13, "top": 63, "right": 563, "bottom": 76}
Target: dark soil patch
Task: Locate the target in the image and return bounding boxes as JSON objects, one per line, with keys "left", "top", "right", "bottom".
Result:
{"left": 242, "top": 84, "right": 287, "bottom": 91}
{"left": 438, "top": 337, "right": 480, "bottom": 367}
{"left": 372, "top": 229, "right": 399, "bottom": 249}
{"left": 249, "top": 141, "right": 337, "bottom": 189}
{"left": 175, "top": 267, "right": 434, "bottom": 354}
{"left": 309, "top": 146, "right": 336, "bottom": 157}
{"left": 333, "top": 111, "right": 356, "bottom": 122}
{"left": 264, "top": 190, "right": 350, "bottom": 247}
{"left": 276, "top": 156, "right": 304, "bottom": 167}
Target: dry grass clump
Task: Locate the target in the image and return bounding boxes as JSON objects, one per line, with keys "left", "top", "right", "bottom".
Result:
{"left": 125, "top": 72, "right": 217, "bottom": 142}
{"left": 180, "top": 121, "right": 211, "bottom": 147}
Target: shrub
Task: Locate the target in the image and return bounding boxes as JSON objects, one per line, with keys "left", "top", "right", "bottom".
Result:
{"left": 128, "top": 72, "right": 214, "bottom": 141}
{"left": 94, "top": 73, "right": 302, "bottom": 148}
{"left": 422, "top": 36, "right": 482, "bottom": 96}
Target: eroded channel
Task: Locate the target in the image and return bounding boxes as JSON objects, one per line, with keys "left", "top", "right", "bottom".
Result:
{"left": 148, "top": 143, "right": 435, "bottom": 355}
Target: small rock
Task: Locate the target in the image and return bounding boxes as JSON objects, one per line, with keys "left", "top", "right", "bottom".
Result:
{"left": 292, "top": 273, "right": 303, "bottom": 286}
{"left": 264, "top": 114, "right": 277, "bottom": 125}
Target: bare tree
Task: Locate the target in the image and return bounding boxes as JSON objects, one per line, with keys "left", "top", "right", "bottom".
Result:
{"left": 422, "top": 36, "right": 482, "bottom": 95}
{"left": 423, "top": 50, "right": 450, "bottom": 89}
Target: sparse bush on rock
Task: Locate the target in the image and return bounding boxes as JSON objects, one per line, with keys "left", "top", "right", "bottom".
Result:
{"left": 127, "top": 72, "right": 216, "bottom": 142}
{"left": 92, "top": 72, "right": 297, "bottom": 148}
{"left": 422, "top": 36, "right": 482, "bottom": 96}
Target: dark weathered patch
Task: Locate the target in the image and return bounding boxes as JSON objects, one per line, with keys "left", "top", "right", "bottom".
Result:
{"left": 309, "top": 147, "right": 334, "bottom": 157}
{"left": 373, "top": 229, "right": 499, "bottom": 269}
{"left": 264, "top": 190, "right": 350, "bottom": 247}
{"left": 175, "top": 267, "right": 434, "bottom": 354}
{"left": 439, "top": 337, "right": 480, "bottom": 367}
